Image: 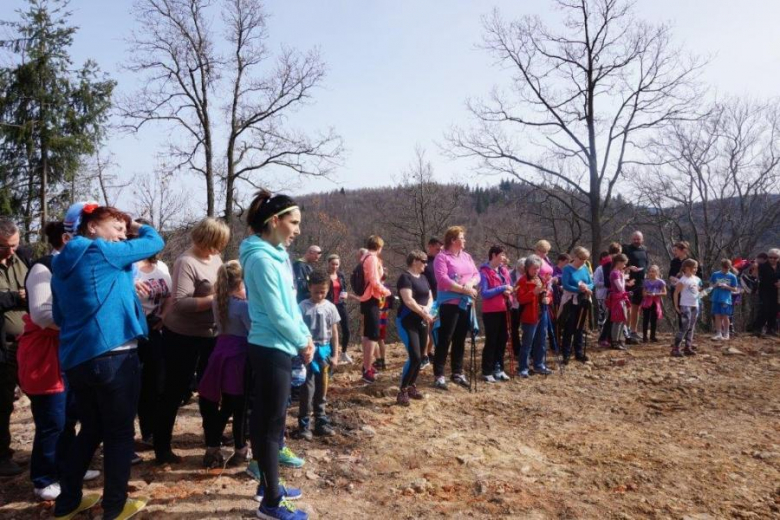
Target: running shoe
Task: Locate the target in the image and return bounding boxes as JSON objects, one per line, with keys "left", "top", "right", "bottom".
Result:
{"left": 482, "top": 374, "right": 496, "bottom": 384}
{"left": 246, "top": 460, "right": 263, "bottom": 481}
{"left": 419, "top": 356, "right": 430, "bottom": 369}
{"left": 451, "top": 374, "right": 470, "bottom": 388}
{"left": 534, "top": 367, "right": 553, "bottom": 376}
{"left": 433, "top": 376, "right": 448, "bottom": 391}
{"left": 362, "top": 368, "right": 377, "bottom": 384}
{"left": 131, "top": 452, "right": 142, "bottom": 465}
{"left": 517, "top": 369, "right": 530, "bottom": 378}
{"left": 278, "top": 447, "right": 305, "bottom": 468}
{"left": 54, "top": 493, "right": 101, "bottom": 520}
{"left": 83, "top": 469, "right": 100, "bottom": 481}
{"left": 114, "top": 497, "right": 149, "bottom": 520}
{"left": 338, "top": 352, "right": 353, "bottom": 365}
{"left": 203, "top": 448, "right": 225, "bottom": 469}
{"left": 493, "top": 371, "right": 510, "bottom": 382}
{"left": 254, "top": 481, "right": 303, "bottom": 502}
{"left": 34, "top": 483, "right": 60, "bottom": 501}
{"left": 256, "top": 499, "right": 308, "bottom": 520}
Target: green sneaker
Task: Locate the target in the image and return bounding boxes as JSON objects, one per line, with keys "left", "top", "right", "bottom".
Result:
{"left": 278, "top": 446, "right": 305, "bottom": 468}
{"left": 54, "top": 493, "right": 101, "bottom": 520}
{"left": 114, "top": 497, "right": 149, "bottom": 520}
{"left": 246, "top": 460, "right": 262, "bottom": 482}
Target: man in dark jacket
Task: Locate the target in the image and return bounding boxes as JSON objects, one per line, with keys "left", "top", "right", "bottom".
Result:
{"left": 753, "top": 249, "right": 779, "bottom": 336}
{"left": 0, "top": 218, "right": 30, "bottom": 476}
{"left": 293, "top": 245, "right": 322, "bottom": 303}
{"left": 623, "top": 231, "right": 650, "bottom": 344}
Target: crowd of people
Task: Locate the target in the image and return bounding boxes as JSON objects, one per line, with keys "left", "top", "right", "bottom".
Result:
{"left": 0, "top": 196, "right": 777, "bottom": 520}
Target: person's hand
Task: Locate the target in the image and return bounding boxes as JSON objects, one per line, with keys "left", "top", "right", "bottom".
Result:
{"left": 128, "top": 220, "right": 143, "bottom": 235}
{"left": 542, "top": 295, "right": 551, "bottom": 305}
{"left": 135, "top": 280, "right": 150, "bottom": 298}
{"left": 301, "top": 339, "right": 315, "bottom": 364}
{"left": 674, "top": 306, "right": 680, "bottom": 315}
{"left": 503, "top": 286, "right": 513, "bottom": 297}
{"left": 17, "top": 289, "right": 25, "bottom": 301}
{"left": 626, "top": 279, "right": 636, "bottom": 287}
{"left": 629, "top": 266, "right": 640, "bottom": 272}
{"left": 465, "top": 286, "right": 478, "bottom": 299}
{"left": 329, "top": 355, "right": 338, "bottom": 367}
{"left": 533, "top": 285, "right": 543, "bottom": 295}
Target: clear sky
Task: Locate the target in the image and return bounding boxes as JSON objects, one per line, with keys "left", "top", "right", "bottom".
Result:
{"left": 6, "top": 0, "right": 780, "bottom": 212}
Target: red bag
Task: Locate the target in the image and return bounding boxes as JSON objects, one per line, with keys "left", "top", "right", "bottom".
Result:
{"left": 16, "top": 314, "right": 64, "bottom": 395}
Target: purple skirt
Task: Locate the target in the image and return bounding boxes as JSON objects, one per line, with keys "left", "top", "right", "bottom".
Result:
{"left": 198, "top": 334, "right": 248, "bottom": 403}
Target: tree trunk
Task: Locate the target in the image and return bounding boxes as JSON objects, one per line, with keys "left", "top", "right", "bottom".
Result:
{"left": 40, "top": 145, "right": 48, "bottom": 241}
{"left": 204, "top": 125, "right": 214, "bottom": 218}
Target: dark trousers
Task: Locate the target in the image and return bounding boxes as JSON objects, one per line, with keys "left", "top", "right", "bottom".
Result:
{"left": 29, "top": 385, "right": 76, "bottom": 488}
{"left": 481, "top": 311, "right": 507, "bottom": 375}
{"left": 510, "top": 307, "right": 521, "bottom": 358}
{"left": 0, "top": 342, "right": 18, "bottom": 460}
{"left": 55, "top": 350, "right": 140, "bottom": 520}
{"left": 433, "top": 304, "right": 470, "bottom": 378}
{"left": 199, "top": 394, "right": 246, "bottom": 449}
{"left": 248, "top": 345, "right": 291, "bottom": 508}
{"left": 137, "top": 329, "right": 164, "bottom": 440}
{"left": 298, "top": 362, "right": 329, "bottom": 429}
{"left": 154, "top": 328, "right": 216, "bottom": 458}
{"left": 336, "top": 303, "right": 350, "bottom": 352}
{"left": 753, "top": 293, "right": 778, "bottom": 333}
{"left": 642, "top": 305, "right": 659, "bottom": 339}
{"left": 398, "top": 314, "right": 427, "bottom": 389}
{"left": 562, "top": 300, "right": 589, "bottom": 358}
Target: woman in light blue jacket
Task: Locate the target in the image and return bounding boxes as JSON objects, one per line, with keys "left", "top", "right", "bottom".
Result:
{"left": 239, "top": 190, "right": 313, "bottom": 520}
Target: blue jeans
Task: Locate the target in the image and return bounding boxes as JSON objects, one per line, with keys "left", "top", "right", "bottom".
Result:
{"left": 519, "top": 305, "right": 549, "bottom": 372}
{"left": 28, "top": 381, "right": 77, "bottom": 488}
{"left": 55, "top": 350, "right": 141, "bottom": 520}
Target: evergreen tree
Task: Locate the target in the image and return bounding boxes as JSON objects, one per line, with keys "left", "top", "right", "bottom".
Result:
{"left": 0, "top": 0, "right": 114, "bottom": 239}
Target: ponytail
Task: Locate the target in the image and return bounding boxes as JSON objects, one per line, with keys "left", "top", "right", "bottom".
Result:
{"left": 246, "top": 190, "right": 299, "bottom": 234}
{"left": 215, "top": 260, "right": 243, "bottom": 330}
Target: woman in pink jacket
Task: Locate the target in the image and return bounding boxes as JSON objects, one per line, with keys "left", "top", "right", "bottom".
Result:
{"left": 358, "top": 235, "right": 391, "bottom": 383}
{"left": 433, "top": 226, "right": 480, "bottom": 390}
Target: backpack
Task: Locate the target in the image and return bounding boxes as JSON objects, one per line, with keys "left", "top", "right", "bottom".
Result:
{"left": 350, "top": 257, "right": 368, "bottom": 294}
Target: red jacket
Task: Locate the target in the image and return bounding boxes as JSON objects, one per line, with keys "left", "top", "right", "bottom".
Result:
{"left": 515, "top": 275, "right": 545, "bottom": 324}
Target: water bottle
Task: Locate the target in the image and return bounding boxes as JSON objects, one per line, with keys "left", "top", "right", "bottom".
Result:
{"left": 291, "top": 355, "right": 306, "bottom": 387}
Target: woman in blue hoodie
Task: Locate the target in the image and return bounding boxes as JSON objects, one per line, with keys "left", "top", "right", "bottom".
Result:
{"left": 239, "top": 190, "right": 313, "bottom": 520}
{"left": 51, "top": 203, "right": 164, "bottom": 520}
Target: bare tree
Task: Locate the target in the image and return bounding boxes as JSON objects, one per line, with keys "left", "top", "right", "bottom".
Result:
{"left": 383, "top": 148, "right": 463, "bottom": 254}
{"left": 636, "top": 99, "right": 780, "bottom": 275}
{"left": 448, "top": 0, "right": 703, "bottom": 254}
{"left": 119, "top": 0, "right": 342, "bottom": 221}
{"left": 133, "top": 166, "right": 191, "bottom": 231}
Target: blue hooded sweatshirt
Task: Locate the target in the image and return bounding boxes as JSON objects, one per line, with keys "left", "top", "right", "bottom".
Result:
{"left": 239, "top": 235, "right": 311, "bottom": 356}
{"left": 52, "top": 225, "right": 164, "bottom": 370}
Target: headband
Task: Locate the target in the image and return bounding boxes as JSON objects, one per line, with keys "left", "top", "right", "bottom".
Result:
{"left": 263, "top": 205, "right": 299, "bottom": 224}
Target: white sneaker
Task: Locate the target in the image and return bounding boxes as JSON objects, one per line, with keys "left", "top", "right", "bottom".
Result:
{"left": 338, "top": 352, "right": 353, "bottom": 365}
{"left": 493, "top": 371, "right": 510, "bottom": 382}
{"left": 83, "top": 469, "right": 101, "bottom": 481}
{"left": 34, "top": 482, "right": 61, "bottom": 501}
{"left": 711, "top": 334, "right": 723, "bottom": 341}
{"left": 482, "top": 374, "right": 497, "bottom": 383}
{"left": 722, "top": 334, "right": 730, "bottom": 341}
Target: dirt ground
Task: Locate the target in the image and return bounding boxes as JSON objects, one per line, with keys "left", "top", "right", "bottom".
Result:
{"left": 1, "top": 332, "right": 779, "bottom": 519}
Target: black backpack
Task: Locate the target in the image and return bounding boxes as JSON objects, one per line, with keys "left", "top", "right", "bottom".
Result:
{"left": 350, "top": 257, "right": 368, "bottom": 294}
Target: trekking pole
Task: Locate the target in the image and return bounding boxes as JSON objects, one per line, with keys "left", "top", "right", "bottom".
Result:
{"left": 470, "top": 330, "right": 478, "bottom": 393}
{"left": 504, "top": 297, "right": 516, "bottom": 379}
{"left": 548, "top": 305, "right": 563, "bottom": 376}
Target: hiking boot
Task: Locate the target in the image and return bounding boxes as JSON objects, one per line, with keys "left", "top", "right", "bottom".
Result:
{"left": 670, "top": 348, "right": 683, "bottom": 357}
{"left": 396, "top": 389, "right": 410, "bottom": 407}
{"left": 278, "top": 447, "right": 304, "bottom": 468}
{"left": 314, "top": 420, "right": 335, "bottom": 437}
{"left": 292, "top": 427, "right": 313, "bottom": 441}
{"left": 203, "top": 447, "right": 225, "bottom": 469}
{"left": 254, "top": 481, "right": 303, "bottom": 502}
{"left": 482, "top": 374, "right": 496, "bottom": 384}
{"left": 34, "top": 483, "right": 61, "bottom": 501}
{"left": 227, "top": 447, "right": 251, "bottom": 468}
{"left": 535, "top": 366, "right": 553, "bottom": 376}
{"left": 451, "top": 374, "right": 470, "bottom": 388}
{"left": 0, "top": 457, "right": 23, "bottom": 477}
{"left": 54, "top": 493, "right": 102, "bottom": 520}
{"left": 257, "top": 499, "right": 308, "bottom": 520}
{"left": 493, "top": 371, "right": 510, "bottom": 382}
{"left": 407, "top": 385, "right": 424, "bottom": 400}
{"left": 433, "top": 376, "right": 448, "bottom": 391}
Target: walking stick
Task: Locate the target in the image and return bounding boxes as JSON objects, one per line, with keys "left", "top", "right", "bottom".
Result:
{"left": 504, "top": 296, "right": 516, "bottom": 379}
{"left": 469, "top": 329, "right": 478, "bottom": 393}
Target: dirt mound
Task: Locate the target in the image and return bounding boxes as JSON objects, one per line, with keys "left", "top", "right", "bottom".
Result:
{"left": 1, "top": 333, "right": 779, "bottom": 519}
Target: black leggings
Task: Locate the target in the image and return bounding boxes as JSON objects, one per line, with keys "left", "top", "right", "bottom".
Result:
{"left": 398, "top": 314, "right": 428, "bottom": 389}
{"left": 248, "top": 345, "right": 291, "bottom": 508}
{"left": 561, "top": 300, "right": 589, "bottom": 358}
{"left": 642, "top": 305, "right": 659, "bottom": 339}
{"left": 336, "top": 303, "right": 350, "bottom": 352}
{"left": 199, "top": 394, "right": 246, "bottom": 449}
{"left": 481, "top": 312, "right": 507, "bottom": 375}
{"left": 753, "top": 293, "right": 778, "bottom": 333}
{"left": 154, "top": 329, "right": 216, "bottom": 458}
{"left": 434, "top": 304, "right": 470, "bottom": 378}
{"left": 137, "top": 328, "right": 164, "bottom": 440}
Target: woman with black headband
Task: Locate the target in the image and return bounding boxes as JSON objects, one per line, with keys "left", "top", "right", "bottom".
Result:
{"left": 239, "top": 190, "right": 313, "bottom": 520}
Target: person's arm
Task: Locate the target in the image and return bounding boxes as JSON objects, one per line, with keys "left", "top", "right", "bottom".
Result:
{"left": 246, "top": 256, "right": 311, "bottom": 348}
{"left": 593, "top": 267, "right": 604, "bottom": 290}
{"left": 399, "top": 287, "right": 429, "bottom": 320}
{"left": 100, "top": 225, "right": 164, "bottom": 269}
{"left": 479, "top": 271, "right": 507, "bottom": 300}
{"left": 26, "top": 263, "right": 57, "bottom": 329}
{"left": 170, "top": 259, "right": 214, "bottom": 313}
{"left": 673, "top": 281, "right": 682, "bottom": 312}
{"left": 364, "top": 255, "right": 390, "bottom": 297}
{"left": 0, "top": 289, "right": 24, "bottom": 313}
{"left": 516, "top": 282, "right": 539, "bottom": 305}
{"left": 560, "top": 267, "right": 580, "bottom": 293}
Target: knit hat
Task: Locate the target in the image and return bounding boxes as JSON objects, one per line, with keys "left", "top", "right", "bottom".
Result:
{"left": 63, "top": 201, "right": 99, "bottom": 235}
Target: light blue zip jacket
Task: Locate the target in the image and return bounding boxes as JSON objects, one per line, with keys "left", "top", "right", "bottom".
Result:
{"left": 239, "top": 235, "right": 310, "bottom": 356}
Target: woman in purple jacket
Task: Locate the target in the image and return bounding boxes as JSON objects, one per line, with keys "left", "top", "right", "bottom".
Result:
{"left": 478, "top": 246, "right": 513, "bottom": 383}
{"left": 432, "top": 226, "right": 480, "bottom": 390}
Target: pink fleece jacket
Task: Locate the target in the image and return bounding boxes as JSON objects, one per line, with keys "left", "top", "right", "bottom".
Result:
{"left": 433, "top": 249, "right": 480, "bottom": 306}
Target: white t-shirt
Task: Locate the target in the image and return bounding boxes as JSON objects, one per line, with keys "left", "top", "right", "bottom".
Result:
{"left": 677, "top": 274, "right": 701, "bottom": 308}
{"left": 135, "top": 261, "right": 172, "bottom": 317}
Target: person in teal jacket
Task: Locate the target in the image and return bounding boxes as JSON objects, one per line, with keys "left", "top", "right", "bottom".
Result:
{"left": 51, "top": 203, "right": 163, "bottom": 520}
{"left": 239, "top": 190, "right": 313, "bottom": 520}
{"left": 559, "top": 246, "right": 595, "bottom": 364}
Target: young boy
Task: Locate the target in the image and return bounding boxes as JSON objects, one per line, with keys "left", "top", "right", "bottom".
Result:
{"left": 295, "top": 270, "right": 340, "bottom": 440}
{"left": 673, "top": 259, "right": 701, "bottom": 357}
{"left": 710, "top": 259, "right": 739, "bottom": 341}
